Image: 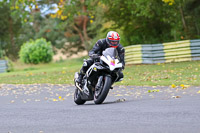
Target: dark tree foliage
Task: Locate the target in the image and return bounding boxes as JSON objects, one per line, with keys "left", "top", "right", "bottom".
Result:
{"left": 1, "top": 0, "right": 200, "bottom": 60}
{"left": 101, "top": 0, "right": 200, "bottom": 45}
{"left": 0, "top": 2, "right": 22, "bottom": 59}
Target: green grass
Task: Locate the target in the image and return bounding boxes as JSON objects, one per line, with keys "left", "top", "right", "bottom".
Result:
{"left": 0, "top": 58, "right": 200, "bottom": 86}
{"left": 120, "top": 61, "right": 200, "bottom": 86}
{"left": 0, "top": 58, "right": 83, "bottom": 85}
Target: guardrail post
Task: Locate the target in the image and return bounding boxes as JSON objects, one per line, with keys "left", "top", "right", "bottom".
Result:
{"left": 0, "top": 60, "right": 8, "bottom": 73}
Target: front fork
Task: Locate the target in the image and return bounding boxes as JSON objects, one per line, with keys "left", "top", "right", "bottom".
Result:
{"left": 74, "top": 72, "right": 83, "bottom": 92}
{"left": 96, "top": 76, "right": 103, "bottom": 90}
{"left": 95, "top": 75, "right": 113, "bottom": 91}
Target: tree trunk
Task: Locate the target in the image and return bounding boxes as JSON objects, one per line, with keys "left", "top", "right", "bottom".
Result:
{"left": 32, "top": 8, "right": 41, "bottom": 33}
{"left": 179, "top": 5, "right": 188, "bottom": 38}
{"left": 83, "top": 16, "right": 89, "bottom": 41}
{"left": 8, "top": 17, "right": 16, "bottom": 60}
{"left": 73, "top": 24, "right": 86, "bottom": 49}
{"left": 8, "top": 17, "right": 15, "bottom": 48}
{"left": 80, "top": 0, "right": 90, "bottom": 51}
{"left": 193, "top": 15, "right": 200, "bottom": 36}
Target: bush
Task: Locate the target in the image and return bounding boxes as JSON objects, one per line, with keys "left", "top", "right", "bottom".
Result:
{"left": 4, "top": 57, "right": 14, "bottom": 72}
{"left": 19, "top": 38, "right": 54, "bottom": 64}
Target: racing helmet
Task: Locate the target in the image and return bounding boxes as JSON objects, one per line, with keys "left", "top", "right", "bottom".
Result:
{"left": 106, "top": 31, "right": 120, "bottom": 48}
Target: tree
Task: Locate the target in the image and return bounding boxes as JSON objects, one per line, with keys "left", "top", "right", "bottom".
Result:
{"left": 185, "top": 0, "right": 200, "bottom": 38}
{"left": 0, "top": 1, "right": 22, "bottom": 59}
{"left": 0, "top": 0, "right": 68, "bottom": 59}
{"left": 52, "top": 0, "right": 102, "bottom": 51}
{"left": 101, "top": 0, "right": 200, "bottom": 45}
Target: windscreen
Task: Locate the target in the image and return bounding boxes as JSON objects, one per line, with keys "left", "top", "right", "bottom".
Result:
{"left": 102, "top": 48, "right": 119, "bottom": 59}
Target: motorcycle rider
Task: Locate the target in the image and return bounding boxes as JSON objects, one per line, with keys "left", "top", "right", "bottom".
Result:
{"left": 77, "top": 31, "right": 125, "bottom": 84}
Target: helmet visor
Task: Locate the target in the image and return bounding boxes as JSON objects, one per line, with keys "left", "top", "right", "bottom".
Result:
{"left": 109, "top": 40, "right": 119, "bottom": 46}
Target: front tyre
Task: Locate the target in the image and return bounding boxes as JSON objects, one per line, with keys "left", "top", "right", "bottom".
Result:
{"left": 74, "top": 88, "right": 86, "bottom": 105}
{"left": 94, "top": 75, "right": 112, "bottom": 104}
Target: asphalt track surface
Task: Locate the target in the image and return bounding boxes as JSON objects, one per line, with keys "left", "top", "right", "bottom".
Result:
{"left": 0, "top": 84, "right": 200, "bottom": 133}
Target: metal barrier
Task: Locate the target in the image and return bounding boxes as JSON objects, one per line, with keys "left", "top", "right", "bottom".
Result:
{"left": 125, "top": 39, "right": 200, "bottom": 65}
{"left": 0, "top": 60, "right": 8, "bottom": 73}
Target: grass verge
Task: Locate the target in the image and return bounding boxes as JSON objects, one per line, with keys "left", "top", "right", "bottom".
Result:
{"left": 0, "top": 58, "right": 200, "bottom": 86}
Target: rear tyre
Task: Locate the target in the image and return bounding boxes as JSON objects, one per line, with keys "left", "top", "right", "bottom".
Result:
{"left": 94, "top": 76, "right": 111, "bottom": 104}
{"left": 74, "top": 88, "right": 86, "bottom": 105}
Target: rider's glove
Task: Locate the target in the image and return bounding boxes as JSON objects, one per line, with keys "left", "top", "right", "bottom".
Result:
{"left": 91, "top": 54, "right": 100, "bottom": 60}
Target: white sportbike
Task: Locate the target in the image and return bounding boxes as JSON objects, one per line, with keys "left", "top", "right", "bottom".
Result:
{"left": 74, "top": 48, "right": 123, "bottom": 104}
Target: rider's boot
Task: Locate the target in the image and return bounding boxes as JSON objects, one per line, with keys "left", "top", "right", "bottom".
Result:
{"left": 76, "top": 67, "right": 86, "bottom": 84}
{"left": 76, "top": 62, "right": 88, "bottom": 84}
{"left": 77, "top": 73, "right": 84, "bottom": 84}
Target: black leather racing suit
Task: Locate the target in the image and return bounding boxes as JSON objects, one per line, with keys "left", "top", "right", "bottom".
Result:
{"left": 79, "top": 38, "right": 125, "bottom": 81}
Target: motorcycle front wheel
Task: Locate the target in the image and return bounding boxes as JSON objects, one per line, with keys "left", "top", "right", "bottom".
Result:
{"left": 94, "top": 75, "right": 112, "bottom": 104}
{"left": 74, "top": 87, "right": 86, "bottom": 105}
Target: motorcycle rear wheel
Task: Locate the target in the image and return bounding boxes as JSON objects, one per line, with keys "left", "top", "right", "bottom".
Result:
{"left": 94, "top": 75, "right": 111, "bottom": 104}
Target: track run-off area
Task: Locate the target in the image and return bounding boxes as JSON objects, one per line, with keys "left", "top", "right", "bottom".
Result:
{"left": 0, "top": 84, "right": 200, "bottom": 133}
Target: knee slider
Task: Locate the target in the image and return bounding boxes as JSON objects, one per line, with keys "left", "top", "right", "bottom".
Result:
{"left": 83, "top": 61, "right": 87, "bottom": 67}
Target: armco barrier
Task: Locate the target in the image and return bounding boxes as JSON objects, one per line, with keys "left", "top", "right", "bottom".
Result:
{"left": 141, "top": 43, "right": 165, "bottom": 64}
{"left": 190, "top": 40, "right": 200, "bottom": 61}
{"left": 0, "top": 60, "right": 8, "bottom": 73}
{"left": 125, "top": 39, "right": 200, "bottom": 65}
{"left": 163, "top": 40, "right": 191, "bottom": 63}
{"left": 125, "top": 45, "right": 142, "bottom": 65}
